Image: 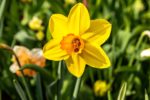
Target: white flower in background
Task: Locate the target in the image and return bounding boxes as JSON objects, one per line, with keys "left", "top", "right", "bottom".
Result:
{"left": 140, "top": 48, "right": 150, "bottom": 58}
{"left": 10, "top": 64, "right": 20, "bottom": 73}
{"left": 143, "top": 30, "right": 150, "bottom": 38}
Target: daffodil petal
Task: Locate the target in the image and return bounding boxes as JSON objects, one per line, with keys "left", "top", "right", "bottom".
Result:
{"left": 68, "top": 3, "right": 90, "bottom": 35}
{"left": 13, "top": 45, "right": 30, "bottom": 55}
{"left": 49, "top": 14, "right": 68, "bottom": 38}
{"left": 65, "top": 54, "right": 86, "bottom": 77}
{"left": 43, "top": 39, "right": 69, "bottom": 61}
{"left": 80, "top": 43, "right": 111, "bottom": 68}
{"left": 82, "top": 19, "right": 111, "bottom": 45}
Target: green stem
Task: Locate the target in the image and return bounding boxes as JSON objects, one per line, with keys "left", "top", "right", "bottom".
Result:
{"left": 11, "top": 38, "right": 16, "bottom": 47}
{"left": 128, "top": 34, "right": 144, "bottom": 66}
{"left": 89, "top": 70, "right": 94, "bottom": 84}
{"left": 0, "top": 0, "right": 6, "bottom": 21}
{"left": 72, "top": 77, "right": 82, "bottom": 100}
{"left": 57, "top": 61, "right": 62, "bottom": 100}
{"left": 14, "top": 53, "right": 33, "bottom": 100}
{"left": 107, "top": 90, "right": 112, "bottom": 100}
{"left": 127, "top": 34, "right": 144, "bottom": 91}
{"left": 36, "top": 74, "right": 43, "bottom": 100}
{"left": 0, "top": 89, "right": 1, "bottom": 100}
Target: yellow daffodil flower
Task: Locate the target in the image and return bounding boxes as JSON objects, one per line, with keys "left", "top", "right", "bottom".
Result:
{"left": 43, "top": 3, "right": 111, "bottom": 77}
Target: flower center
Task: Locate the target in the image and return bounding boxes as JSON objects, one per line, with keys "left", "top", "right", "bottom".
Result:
{"left": 60, "top": 34, "right": 84, "bottom": 54}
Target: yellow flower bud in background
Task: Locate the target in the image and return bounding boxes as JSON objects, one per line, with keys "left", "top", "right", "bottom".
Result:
{"left": 28, "top": 16, "right": 44, "bottom": 31}
{"left": 36, "top": 31, "right": 45, "bottom": 41}
{"left": 133, "top": 0, "right": 144, "bottom": 13}
{"left": 94, "top": 80, "right": 109, "bottom": 96}
{"left": 65, "top": 0, "right": 76, "bottom": 5}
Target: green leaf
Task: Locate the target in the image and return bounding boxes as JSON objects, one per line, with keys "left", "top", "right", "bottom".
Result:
{"left": 47, "top": 0, "right": 66, "bottom": 14}
{"left": 145, "top": 89, "right": 149, "bottom": 100}
{"left": 117, "top": 82, "right": 127, "bottom": 100}
{"left": 107, "top": 91, "right": 112, "bottom": 100}
{"left": 13, "top": 79, "right": 27, "bottom": 100}
{"left": 36, "top": 74, "right": 43, "bottom": 100}
{"left": 0, "top": 0, "right": 6, "bottom": 21}
{"left": 114, "top": 66, "right": 137, "bottom": 73}
{"left": 0, "top": 17, "right": 3, "bottom": 38}
{"left": 0, "top": 89, "right": 1, "bottom": 100}
{"left": 46, "top": 25, "right": 52, "bottom": 41}
{"left": 117, "top": 30, "right": 131, "bottom": 53}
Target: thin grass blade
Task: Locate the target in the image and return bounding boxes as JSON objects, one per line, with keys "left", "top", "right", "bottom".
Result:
{"left": 117, "top": 82, "right": 127, "bottom": 100}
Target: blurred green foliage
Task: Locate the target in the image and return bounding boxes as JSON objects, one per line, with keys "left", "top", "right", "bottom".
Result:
{"left": 0, "top": 0, "right": 150, "bottom": 100}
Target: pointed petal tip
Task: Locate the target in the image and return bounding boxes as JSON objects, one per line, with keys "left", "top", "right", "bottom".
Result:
{"left": 76, "top": 2, "right": 85, "bottom": 6}
{"left": 100, "top": 59, "right": 111, "bottom": 69}
{"left": 104, "top": 62, "right": 111, "bottom": 68}
{"left": 81, "top": 43, "right": 111, "bottom": 69}
{"left": 65, "top": 55, "right": 86, "bottom": 78}
{"left": 67, "top": 65, "right": 85, "bottom": 78}
{"left": 67, "top": 66, "right": 84, "bottom": 78}
{"left": 108, "top": 23, "right": 112, "bottom": 29}
{"left": 72, "top": 72, "right": 83, "bottom": 78}
{"left": 68, "top": 2, "right": 90, "bottom": 35}
{"left": 100, "top": 53, "right": 111, "bottom": 69}
{"left": 104, "top": 20, "right": 112, "bottom": 27}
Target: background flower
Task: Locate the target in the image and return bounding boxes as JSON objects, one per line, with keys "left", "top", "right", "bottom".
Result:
{"left": 94, "top": 80, "right": 109, "bottom": 96}
{"left": 28, "top": 16, "right": 43, "bottom": 31}
{"left": 10, "top": 46, "right": 46, "bottom": 76}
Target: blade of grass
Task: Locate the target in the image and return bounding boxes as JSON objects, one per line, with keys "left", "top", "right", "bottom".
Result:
{"left": 48, "top": 79, "right": 58, "bottom": 99}
{"left": 0, "top": 89, "right": 1, "bottom": 100}
{"left": 145, "top": 89, "right": 149, "bottom": 100}
{"left": 13, "top": 79, "right": 27, "bottom": 100}
{"left": 0, "top": 0, "right": 6, "bottom": 21}
{"left": 36, "top": 74, "right": 43, "bottom": 100}
{"left": 107, "top": 90, "right": 112, "bottom": 100}
{"left": 72, "top": 77, "right": 82, "bottom": 100}
{"left": 57, "top": 61, "right": 62, "bottom": 100}
{"left": 48, "top": 0, "right": 66, "bottom": 14}
{"left": 0, "top": 17, "right": 3, "bottom": 38}
{"left": 117, "top": 82, "right": 127, "bottom": 100}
